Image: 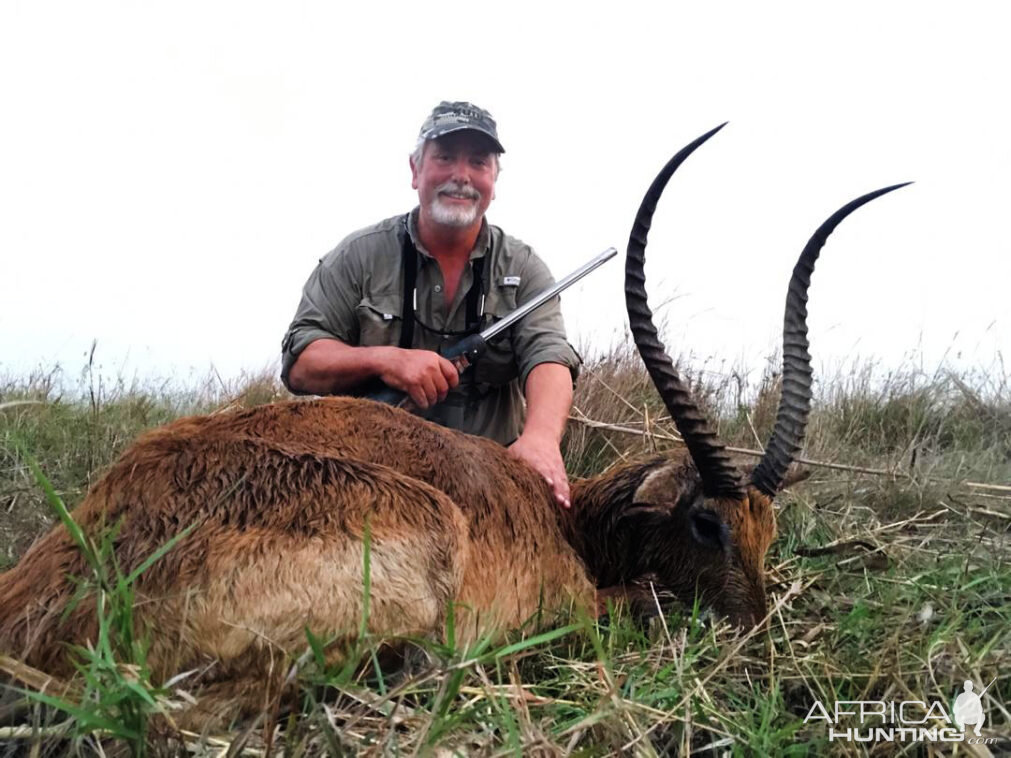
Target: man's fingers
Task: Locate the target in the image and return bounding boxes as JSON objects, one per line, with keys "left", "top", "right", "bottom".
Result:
{"left": 409, "top": 385, "right": 430, "bottom": 409}
{"left": 506, "top": 435, "right": 571, "bottom": 510}
{"left": 440, "top": 357, "right": 461, "bottom": 388}
{"left": 556, "top": 468, "right": 570, "bottom": 497}
{"left": 549, "top": 459, "right": 571, "bottom": 508}
{"left": 433, "top": 370, "right": 450, "bottom": 401}
{"left": 539, "top": 464, "right": 571, "bottom": 509}
{"left": 383, "top": 349, "right": 465, "bottom": 410}
{"left": 556, "top": 486, "right": 571, "bottom": 509}
{"left": 408, "top": 372, "right": 434, "bottom": 409}
{"left": 423, "top": 376, "right": 440, "bottom": 407}
{"left": 551, "top": 468, "right": 571, "bottom": 508}
{"left": 556, "top": 479, "right": 570, "bottom": 500}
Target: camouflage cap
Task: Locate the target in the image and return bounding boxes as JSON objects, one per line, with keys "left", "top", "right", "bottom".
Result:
{"left": 417, "top": 101, "right": 505, "bottom": 154}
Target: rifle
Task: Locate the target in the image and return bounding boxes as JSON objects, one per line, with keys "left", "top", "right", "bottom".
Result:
{"left": 368, "top": 246, "right": 617, "bottom": 408}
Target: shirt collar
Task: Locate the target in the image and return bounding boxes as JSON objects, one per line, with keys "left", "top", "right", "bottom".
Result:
{"left": 407, "top": 206, "right": 490, "bottom": 261}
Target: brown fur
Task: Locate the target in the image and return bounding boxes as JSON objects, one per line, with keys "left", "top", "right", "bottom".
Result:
{"left": 0, "top": 396, "right": 775, "bottom": 727}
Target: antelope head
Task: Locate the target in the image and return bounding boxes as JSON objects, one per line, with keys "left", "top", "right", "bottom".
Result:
{"left": 621, "top": 124, "right": 907, "bottom": 626}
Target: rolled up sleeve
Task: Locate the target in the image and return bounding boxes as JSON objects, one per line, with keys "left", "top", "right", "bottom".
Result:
{"left": 510, "top": 251, "right": 581, "bottom": 391}
{"left": 280, "top": 246, "right": 364, "bottom": 389}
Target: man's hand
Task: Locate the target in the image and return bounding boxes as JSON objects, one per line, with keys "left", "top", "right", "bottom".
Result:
{"left": 512, "top": 362, "right": 574, "bottom": 509}
{"left": 509, "top": 430, "right": 570, "bottom": 508}
{"left": 376, "top": 347, "right": 459, "bottom": 409}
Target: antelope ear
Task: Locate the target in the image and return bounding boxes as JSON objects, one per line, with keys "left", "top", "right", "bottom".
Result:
{"left": 630, "top": 462, "right": 696, "bottom": 512}
{"left": 747, "top": 463, "right": 810, "bottom": 491}
{"left": 780, "top": 466, "right": 812, "bottom": 490}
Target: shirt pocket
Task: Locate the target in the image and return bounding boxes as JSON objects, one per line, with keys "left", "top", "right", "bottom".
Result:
{"left": 474, "top": 284, "right": 520, "bottom": 387}
{"left": 356, "top": 293, "right": 403, "bottom": 347}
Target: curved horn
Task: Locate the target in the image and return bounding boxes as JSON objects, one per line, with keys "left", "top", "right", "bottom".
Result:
{"left": 750, "top": 182, "right": 912, "bottom": 496}
{"left": 626, "top": 123, "right": 745, "bottom": 498}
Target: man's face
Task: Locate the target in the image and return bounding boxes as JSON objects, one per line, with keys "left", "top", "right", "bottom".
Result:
{"left": 412, "top": 131, "right": 498, "bottom": 229}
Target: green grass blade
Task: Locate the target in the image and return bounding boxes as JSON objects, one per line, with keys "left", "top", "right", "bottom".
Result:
{"left": 492, "top": 623, "right": 584, "bottom": 659}
{"left": 123, "top": 520, "right": 197, "bottom": 585}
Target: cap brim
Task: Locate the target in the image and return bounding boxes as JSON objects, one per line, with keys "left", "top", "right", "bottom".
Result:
{"left": 424, "top": 125, "right": 505, "bottom": 154}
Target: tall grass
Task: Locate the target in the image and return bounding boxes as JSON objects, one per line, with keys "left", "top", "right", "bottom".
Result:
{"left": 3, "top": 454, "right": 195, "bottom": 756}
{"left": 1, "top": 349, "right": 1009, "bottom": 755}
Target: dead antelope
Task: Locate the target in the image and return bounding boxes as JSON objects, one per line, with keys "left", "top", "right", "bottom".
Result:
{"left": 0, "top": 125, "right": 906, "bottom": 726}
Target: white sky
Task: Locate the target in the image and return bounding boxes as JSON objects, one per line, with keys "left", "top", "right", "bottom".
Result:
{"left": 1, "top": 1, "right": 1008, "bottom": 391}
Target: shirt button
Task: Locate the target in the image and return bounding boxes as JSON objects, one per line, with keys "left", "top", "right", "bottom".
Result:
{"left": 434, "top": 285, "right": 442, "bottom": 293}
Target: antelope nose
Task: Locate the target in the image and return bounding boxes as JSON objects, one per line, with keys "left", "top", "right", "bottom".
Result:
{"left": 748, "top": 588, "right": 769, "bottom": 628}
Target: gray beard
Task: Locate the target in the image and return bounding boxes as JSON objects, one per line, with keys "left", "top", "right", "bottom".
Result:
{"left": 428, "top": 196, "right": 481, "bottom": 228}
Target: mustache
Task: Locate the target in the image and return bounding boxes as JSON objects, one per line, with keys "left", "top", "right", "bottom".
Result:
{"left": 435, "top": 181, "right": 481, "bottom": 200}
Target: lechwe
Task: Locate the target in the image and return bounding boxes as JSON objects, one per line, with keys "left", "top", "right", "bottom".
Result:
{"left": 0, "top": 125, "right": 907, "bottom": 726}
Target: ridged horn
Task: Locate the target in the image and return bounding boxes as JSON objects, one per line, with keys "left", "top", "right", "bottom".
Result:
{"left": 626, "top": 123, "right": 745, "bottom": 498}
{"left": 750, "top": 182, "right": 912, "bottom": 496}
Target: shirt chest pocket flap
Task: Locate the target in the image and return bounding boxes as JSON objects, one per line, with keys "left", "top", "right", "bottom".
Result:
{"left": 356, "top": 293, "right": 403, "bottom": 347}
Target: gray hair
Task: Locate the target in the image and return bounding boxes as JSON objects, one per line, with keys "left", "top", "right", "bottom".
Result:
{"left": 410, "top": 138, "right": 502, "bottom": 177}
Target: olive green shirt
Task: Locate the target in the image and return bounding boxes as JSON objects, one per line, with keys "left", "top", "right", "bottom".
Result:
{"left": 281, "top": 209, "right": 580, "bottom": 444}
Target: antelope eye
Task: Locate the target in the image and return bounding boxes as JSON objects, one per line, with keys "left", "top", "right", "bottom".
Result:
{"left": 690, "top": 509, "right": 728, "bottom": 551}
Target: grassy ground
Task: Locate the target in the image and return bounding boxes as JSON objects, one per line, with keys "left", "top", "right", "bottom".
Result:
{"left": 0, "top": 350, "right": 1009, "bottom": 756}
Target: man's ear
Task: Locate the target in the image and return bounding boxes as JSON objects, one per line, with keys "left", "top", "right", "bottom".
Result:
{"left": 410, "top": 156, "right": 420, "bottom": 190}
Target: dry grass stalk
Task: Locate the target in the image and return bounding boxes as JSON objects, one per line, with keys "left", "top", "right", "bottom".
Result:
{"left": 568, "top": 415, "right": 1011, "bottom": 493}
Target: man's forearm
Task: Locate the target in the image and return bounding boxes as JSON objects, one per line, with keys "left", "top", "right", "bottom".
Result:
{"left": 521, "top": 362, "right": 574, "bottom": 442}
{"left": 287, "top": 339, "right": 392, "bottom": 395}
{"left": 288, "top": 338, "right": 460, "bottom": 407}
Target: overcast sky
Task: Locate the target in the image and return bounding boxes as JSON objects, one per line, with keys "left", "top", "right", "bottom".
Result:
{"left": 1, "top": 1, "right": 1008, "bottom": 392}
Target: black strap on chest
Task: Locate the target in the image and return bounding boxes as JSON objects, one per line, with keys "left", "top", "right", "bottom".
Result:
{"left": 399, "top": 229, "right": 418, "bottom": 349}
{"left": 398, "top": 219, "right": 485, "bottom": 349}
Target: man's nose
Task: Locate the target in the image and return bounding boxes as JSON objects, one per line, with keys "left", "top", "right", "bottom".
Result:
{"left": 450, "top": 158, "right": 472, "bottom": 184}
